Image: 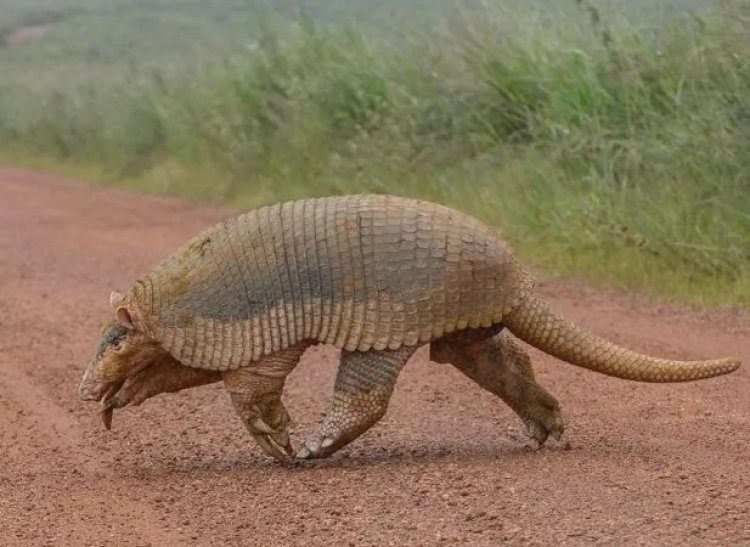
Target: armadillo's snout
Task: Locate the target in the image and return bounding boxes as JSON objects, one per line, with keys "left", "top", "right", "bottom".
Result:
{"left": 78, "top": 380, "right": 102, "bottom": 401}
{"left": 78, "top": 362, "right": 107, "bottom": 401}
{"left": 79, "top": 383, "right": 101, "bottom": 401}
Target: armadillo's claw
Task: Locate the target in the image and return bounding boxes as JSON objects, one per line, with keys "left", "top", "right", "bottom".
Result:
{"left": 223, "top": 367, "right": 305, "bottom": 463}
{"left": 96, "top": 366, "right": 160, "bottom": 431}
{"left": 99, "top": 380, "right": 127, "bottom": 430}
{"left": 524, "top": 436, "right": 541, "bottom": 451}
{"left": 249, "top": 417, "right": 294, "bottom": 462}
{"left": 294, "top": 435, "right": 338, "bottom": 460}
{"left": 550, "top": 424, "right": 564, "bottom": 442}
{"left": 100, "top": 405, "right": 114, "bottom": 430}
{"left": 252, "top": 432, "right": 293, "bottom": 463}
{"left": 522, "top": 419, "right": 548, "bottom": 448}
{"left": 520, "top": 403, "right": 565, "bottom": 448}
{"left": 243, "top": 400, "right": 295, "bottom": 463}
{"left": 295, "top": 442, "right": 320, "bottom": 460}
{"left": 100, "top": 394, "right": 127, "bottom": 430}
{"left": 251, "top": 417, "right": 276, "bottom": 434}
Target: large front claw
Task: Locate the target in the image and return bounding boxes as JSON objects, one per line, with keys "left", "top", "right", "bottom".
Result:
{"left": 222, "top": 343, "right": 310, "bottom": 463}
{"left": 223, "top": 369, "right": 297, "bottom": 464}
{"left": 99, "top": 379, "right": 127, "bottom": 430}
{"left": 245, "top": 397, "right": 295, "bottom": 463}
{"left": 99, "top": 365, "right": 155, "bottom": 429}
{"left": 99, "top": 361, "right": 221, "bottom": 430}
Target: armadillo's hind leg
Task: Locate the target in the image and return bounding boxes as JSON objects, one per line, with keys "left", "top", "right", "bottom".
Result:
{"left": 296, "top": 346, "right": 416, "bottom": 460}
{"left": 431, "top": 327, "right": 564, "bottom": 448}
{"left": 223, "top": 342, "right": 311, "bottom": 463}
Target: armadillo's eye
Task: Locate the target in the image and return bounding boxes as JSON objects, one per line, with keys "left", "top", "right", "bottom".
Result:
{"left": 111, "top": 339, "right": 122, "bottom": 351}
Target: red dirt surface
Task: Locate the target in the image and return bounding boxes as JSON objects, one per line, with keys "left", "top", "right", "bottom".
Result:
{"left": 0, "top": 167, "right": 748, "bottom": 546}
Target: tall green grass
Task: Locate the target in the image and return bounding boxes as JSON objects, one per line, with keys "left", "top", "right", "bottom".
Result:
{"left": 1, "top": 1, "right": 748, "bottom": 306}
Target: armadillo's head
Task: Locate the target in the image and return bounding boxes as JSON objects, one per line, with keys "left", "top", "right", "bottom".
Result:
{"left": 79, "top": 291, "right": 164, "bottom": 426}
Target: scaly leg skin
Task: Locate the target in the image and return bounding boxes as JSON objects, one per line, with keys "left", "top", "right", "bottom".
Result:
{"left": 296, "top": 345, "right": 417, "bottom": 460}
{"left": 101, "top": 359, "right": 221, "bottom": 428}
{"left": 430, "top": 326, "right": 564, "bottom": 448}
{"left": 223, "top": 342, "right": 312, "bottom": 463}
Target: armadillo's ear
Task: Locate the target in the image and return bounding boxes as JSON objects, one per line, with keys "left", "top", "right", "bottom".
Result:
{"left": 115, "top": 306, "right": 134, "bottom": 330}
{"left": 109, "top": 291, "right": 124, "bottom": 310}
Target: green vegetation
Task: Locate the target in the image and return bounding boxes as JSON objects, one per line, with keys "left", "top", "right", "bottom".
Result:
{"left": 1, "top": 0, "right": 748, "bottom": 306}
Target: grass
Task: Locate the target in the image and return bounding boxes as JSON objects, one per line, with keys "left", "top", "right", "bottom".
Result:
{"left": 0, "top": 0, "right": 748, "bottom": 307}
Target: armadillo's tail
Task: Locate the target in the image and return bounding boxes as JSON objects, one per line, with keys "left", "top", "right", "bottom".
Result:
{"left": 503, "top": 292, "right": 740, "bottom": 382}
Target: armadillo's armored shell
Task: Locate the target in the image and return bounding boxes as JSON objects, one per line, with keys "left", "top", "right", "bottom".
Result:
{"left": 127, "top": 195, "right": 531, "bottom": 370}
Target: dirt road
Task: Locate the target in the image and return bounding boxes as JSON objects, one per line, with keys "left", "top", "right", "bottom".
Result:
{"left": 0, "top": 167, "right": 748, "bottom": 546}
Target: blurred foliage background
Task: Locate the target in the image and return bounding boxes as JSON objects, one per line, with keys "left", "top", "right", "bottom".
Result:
{"left": 1, "top": 0, "right": 748, "bottom": 306}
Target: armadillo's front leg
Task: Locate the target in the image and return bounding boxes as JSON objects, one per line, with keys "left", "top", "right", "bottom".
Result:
{"left": 223, "top": 342, "right": 311, "bottom": 463}
{"left": 431, "top": 328, "right": 564, "bottom": 447}
{"left": 296, "top": 346, "right": 416, "bottom": 460}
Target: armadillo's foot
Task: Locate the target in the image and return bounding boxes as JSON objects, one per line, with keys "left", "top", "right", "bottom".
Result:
{"left": 224, "top": 369, "right": 295, "bottom": 463}
{"left": 100, "top": 360, "right": 221, "bottom": 429}
{"left": 223, "top": 342, "right": 310, "bottom": 463}
{"left": 517, "top": 394, "right": 564, "bottom": 448}
{"left": 296, "top": 346, "right": 416, "bottom": 460}
{"left": 431, "top": 327, "right": 564, "bottom": 448}
{"left": 246, "top": 395, "right": 294, "bottom": 462}
{"left": 294, "top": 387, "right": 392, "bottom": 460}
